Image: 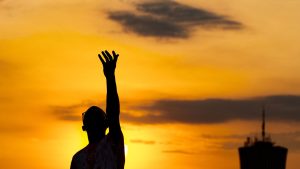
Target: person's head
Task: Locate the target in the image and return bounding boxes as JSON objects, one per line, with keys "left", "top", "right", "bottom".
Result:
{"left": 82, "top": 106, "right": 108, "bottom": 134}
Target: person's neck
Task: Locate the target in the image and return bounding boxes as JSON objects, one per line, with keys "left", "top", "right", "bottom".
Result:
{"left": 88, "top": 133, "right": 105, "bottom": 144}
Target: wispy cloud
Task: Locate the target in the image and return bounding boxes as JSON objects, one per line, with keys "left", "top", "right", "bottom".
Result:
{"left": 162, "top": 149, "right": 199, "bottom": 155}
{"left": 130, "top": 139, "right": 156, "bottom": 144}
{"left": 108, "top": 0, "right": 242, "bottom": 38}
{"left": 0, "top": 59, "right": 20, "bottom": 83}
{"left": 49, "top": 100, "right": 101, "bottom": 121}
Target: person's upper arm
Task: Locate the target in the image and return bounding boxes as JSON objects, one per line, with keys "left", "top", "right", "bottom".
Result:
{"left": 108, "top": 119, "right": 124, "bottom": 145}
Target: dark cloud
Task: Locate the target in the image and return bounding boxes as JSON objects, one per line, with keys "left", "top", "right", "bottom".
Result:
{"left": 130, "top": 139, "right": 156, "bottom": 144}
{"left": 108, "top": 11, "right": 187, "bottom": 38}
{"left": 108, "top": 0, "right": 242, "bottom": 38}
{"left": 136, "top": 1, "right": 241, "bottom": 27}
{"left": 122, "top": 95, "right": 300, "bottom": 124}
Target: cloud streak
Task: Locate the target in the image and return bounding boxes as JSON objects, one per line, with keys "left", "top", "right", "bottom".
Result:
{"left": 200, "top": 131, "right": 300, "bottom": 152}
{"left": 51, "top": 105, "right": 82, "bottom": 121}
{"left": 108, "top": 0, "right": 242, "bottom": 38}
{"left": 0, "top": 125, "right": 34, "bottom": 135}
{"left": 0, "top": 59, "right": 13, "bottom": 75}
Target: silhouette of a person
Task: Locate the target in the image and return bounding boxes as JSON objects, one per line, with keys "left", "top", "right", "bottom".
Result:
{"left": 70, "top": 50, "right": 125, "bottom": 169}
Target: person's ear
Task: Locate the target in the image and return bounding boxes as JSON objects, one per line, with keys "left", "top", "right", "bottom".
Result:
{"left": 82, "top": 126, "right": 86, "bottom": 131}
{"left": 104, "top": 119, "right": 109, "bottom": 129}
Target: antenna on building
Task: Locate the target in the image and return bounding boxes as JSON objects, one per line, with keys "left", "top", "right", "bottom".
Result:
{"left": 239, "top": 104, "right": 288, "bottom": 169}
{"left": 262, "top": 105, "right": 266, "bottom": 141}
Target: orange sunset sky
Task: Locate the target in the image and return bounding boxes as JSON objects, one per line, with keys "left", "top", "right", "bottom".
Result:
{"left": 1, "top": 0, "right": 300, "bottom": 169}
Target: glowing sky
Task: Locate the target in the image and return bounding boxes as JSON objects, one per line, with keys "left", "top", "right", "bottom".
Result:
{"left": 1, "top": 0, "right": 300, "bottom": 169}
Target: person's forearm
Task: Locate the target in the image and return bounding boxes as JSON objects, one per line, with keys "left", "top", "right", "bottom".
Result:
{"left": 98, "top": 50, "right": 121, "bottom": 128}
{"left": 106, "top": 75, "right": 120, "bottom": 120}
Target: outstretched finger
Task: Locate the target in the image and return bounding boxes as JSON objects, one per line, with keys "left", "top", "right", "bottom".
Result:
{"left": 101, "top": 51, "right": 110, "bottom": 62}
{"left": 105, "top": 50, "right": 113, "bottom": 61}
{"left": 98, "top": 54, "right": 105, "bottom": 65}
{"left": 112, "top": 50, "right": 119, "bottom": 62}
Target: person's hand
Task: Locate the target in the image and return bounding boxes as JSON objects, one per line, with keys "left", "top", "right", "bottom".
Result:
{"left": 98, "top": 50, "right": 119, "bottom": 78}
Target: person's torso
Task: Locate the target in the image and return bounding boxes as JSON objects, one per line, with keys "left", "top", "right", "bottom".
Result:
{"left": 74, "top": 135, "right": 122, "bottom": 169}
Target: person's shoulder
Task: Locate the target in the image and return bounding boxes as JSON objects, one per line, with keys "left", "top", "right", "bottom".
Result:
{"left": 72, "top": 147, "right": 87, "bottom": 160}
{"left": 71, "top": 147, "right": 88, "bottom": 169}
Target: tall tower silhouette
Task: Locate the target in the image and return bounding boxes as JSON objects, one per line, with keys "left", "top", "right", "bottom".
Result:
{"left": 238, "top": 106, "right": 288, "bottom": 169}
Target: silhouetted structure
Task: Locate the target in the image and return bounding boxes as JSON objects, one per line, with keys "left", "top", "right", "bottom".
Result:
{"left": 238, "top": 107, "right": 288, "bottom": 169}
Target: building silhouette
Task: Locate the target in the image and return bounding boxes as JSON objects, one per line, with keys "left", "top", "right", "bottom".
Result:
{"left": 238, "top": 107, "right": 288, "bottom": 169}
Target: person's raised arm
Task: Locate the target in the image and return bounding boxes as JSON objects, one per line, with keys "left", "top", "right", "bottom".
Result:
{"left": 98, "top": 50, "right": 123, "bottom": 142}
